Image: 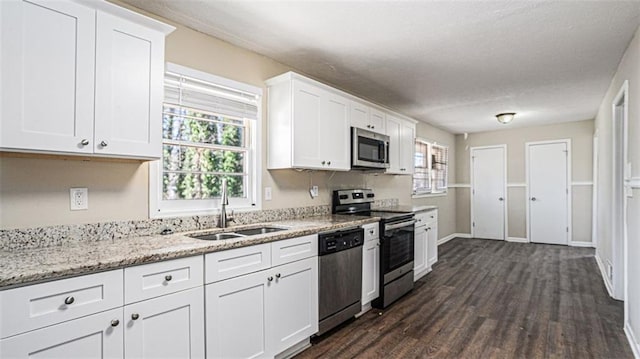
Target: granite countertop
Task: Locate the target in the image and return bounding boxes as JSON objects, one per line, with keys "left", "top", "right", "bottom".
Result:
{"left": 375, "top": 205, "right": 438, "bottom": 213}
{"left": 0, "top": 215, "right": 379, "bottom": 289}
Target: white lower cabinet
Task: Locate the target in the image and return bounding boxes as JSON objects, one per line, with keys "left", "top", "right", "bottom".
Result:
{"left": 413, "top": 223, "right": 428, "bottom": 281}
{"left": 427, "top": 220, "right": 439, "bottom": 268}
{"left": 0, "top": 308, "right": 124, "bottom": 358}
{"left": 124, "top": 287, "right": 205, "bottom": 359}
{"left": 206, "top": 257, "right": 318, "bottom": 359}
{"left": 361, "top": 223, "right": 380, "bottom": 307}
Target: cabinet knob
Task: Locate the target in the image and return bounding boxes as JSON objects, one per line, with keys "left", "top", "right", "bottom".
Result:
{"left": 111, "top": 319, "right": 120, "bottom": 327}
{"left": 417, "top": 219, "right": 422, "bottom": 222}
{"left": 371, "top": 125, "right": 375, "bottom": 129}
{"left": 267, "top": 276, "right": 274, "bottom": 282}
{"left": 100, "top": 140, "right": 108, "bottom": 147}
{"left": 499, "top": 197, "right": 504, "bottom": 201}
{"left": 369, "top": 229, "right": 374, "bottom": 234}
{"left": 327, "top": 161, "right": 331, "bottom": 166}
{"left": 367, "top": 125, "right": 371, "bottom": 128}
{"left": 275, "top": 273, "right": 281, "bottom": 279}
{"left": 64, "top": 296, "right": 75, "bottom": 305}
{"left": 131, "top": 313, "right": 140, "bottom": 320}
{"left": 164, "top": 274, "right": 172, "bottom": 281}
{"left": 80, "top": 139, "right": 89, "bottom": 146}
{"left": 321, "top": 161, "right": 326, "bottom": 165}
{"left": 531, "top": 197, "right": 537, "bottom": 201}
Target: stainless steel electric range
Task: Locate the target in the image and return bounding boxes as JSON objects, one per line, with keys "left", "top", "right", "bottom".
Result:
{"left": 332, "top": 189, "right": 415, "bottom": 309}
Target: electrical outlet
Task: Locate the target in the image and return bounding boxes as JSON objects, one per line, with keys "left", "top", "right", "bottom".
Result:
{"left": 70, "top": 188, "right": 88, "bottom": 210}
{"left": 264, "top": 187, "right": 272, "bottom": 201}
{"left": 309, "top": 185, "right": 319, "bottom": 198}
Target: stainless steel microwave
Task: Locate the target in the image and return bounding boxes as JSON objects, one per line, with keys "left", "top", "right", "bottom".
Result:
{"left": 351, "top": 127, "right": 390, "bottom": 169}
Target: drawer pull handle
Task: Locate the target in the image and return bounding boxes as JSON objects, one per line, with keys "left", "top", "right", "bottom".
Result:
{"left": 165, "top": 275, "right": 172, "bottom": 282}
{"left": 131, "top": 313, "right": 140, "bottom": 320}
{"left": 64, "top": 296, "right": 75, "bottom": 305}
{"left": 267, "top": 276, "right": 274, "bottom": 282}
{"left": 111, "top": 319, "right": 120, "bottom": 327}
{"left": 275, "top": 273, "right": 281, "bottom": 279}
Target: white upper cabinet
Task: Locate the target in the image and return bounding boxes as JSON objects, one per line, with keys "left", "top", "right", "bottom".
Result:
{"left": 267, "top": 73, "right": 350, "bottom": 171}
{"left": 350, "top": 101, "right": 386, "bottom": 135}
{"left": 386, "top": 115, "right": 416, "bottom": 175}
{"left": 0, "top": 0, "right": 174, "bottom": 159}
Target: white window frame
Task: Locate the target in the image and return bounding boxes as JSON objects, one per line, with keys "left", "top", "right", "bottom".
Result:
{"left": 412, "top": 138, "right": 448, "bottom": 198}
{"left": 149, "top": 63, "right": 262, "bottom": 218}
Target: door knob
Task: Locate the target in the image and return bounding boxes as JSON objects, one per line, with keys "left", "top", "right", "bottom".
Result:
{"left": 531, "top": 197, "right": 537, "bottom": 201}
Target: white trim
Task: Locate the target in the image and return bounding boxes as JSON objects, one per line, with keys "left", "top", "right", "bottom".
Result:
{"left": 412, "top": 193, "right": 447, "bottom": 199}
{"left": 525, "top": 139, "right": 572, "bottom": 246}
{"left": 470, "top": 145, "right": 508, "bottom": 241}
{"left": 624, "top": 323, "right": 640, "bottom": 359}
{"left": 571, "top": 181, "right": 594, "bottom": 186}
{"left": 569, "top": 241, "right": 595, "bottom": 248}
{"left": 507, "top": 183, "right": 527, "bottom": 188}
{"left": 595, "top": 253, "right": 614, "bottom": 298}
{"left": 438, "top": 233, "right": 472, "bottom": 245}
{"left": 448, "top": 183, "right": 471, "bottom": 188}
{"left": 612, "top": 80, "right": 628, "bottom": 303}
{"left": 506, "top": 237, "right": 528, "bottom": 243}
{"left": 166, "top": 63, "right": 262, "bottom": 96}
{"left": 592, "top": 134, "right": 599, "bottom": 258}
{"left": 629, "top": 177, "right": 640, "bottom": 189}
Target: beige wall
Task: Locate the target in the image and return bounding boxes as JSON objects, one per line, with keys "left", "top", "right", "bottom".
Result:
{"left": 593, "top": 25, "right": 640, "bottom": 339}
{"left": 454, "top": 120, "right": 594, "bottom": 241}
{"left": 0, "top": 3, "right": 453, "bottom": 232}
{"left": 411, "top": 122, "right": 457, "bottom": 239}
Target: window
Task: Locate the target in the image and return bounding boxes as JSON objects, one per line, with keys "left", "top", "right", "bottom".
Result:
{"left": 150, "top": 63, "right": 262, "bottom": 217}
{"left": 413, "top": 138, "right": 448, "bottom": 196}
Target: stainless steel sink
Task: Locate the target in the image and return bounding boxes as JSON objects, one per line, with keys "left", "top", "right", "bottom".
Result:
{"left": 190, "top": 232, "right": 245, "bottom": 241}
{"left": 233, "top": 227, "right": 286, "bottom": 236}
{"left": 189, "top": 226, "right": 287, "bottom": 241}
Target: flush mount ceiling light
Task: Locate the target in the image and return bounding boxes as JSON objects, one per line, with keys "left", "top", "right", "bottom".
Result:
{"left": 496, "top": 112, "right": 516, "bottom": 124}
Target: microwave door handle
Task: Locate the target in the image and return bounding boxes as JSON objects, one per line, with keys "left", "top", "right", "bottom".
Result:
{"left": 382, "top": 141, "right": 388, "bottom": 162}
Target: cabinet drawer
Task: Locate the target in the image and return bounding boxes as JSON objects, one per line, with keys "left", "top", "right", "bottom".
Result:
{"left": 362, "top": 222, "right": 379, "bottom": 242}
{"left": 0, "top": 269, "right": 123, "bottom": 338}
{"left": 124, "top": 256, "right": 203, "bottom": 304}
{"left": 415, "top": 210, "right": 437, "bottom": 227}
{"left": 271, "top": 234, "right": 318, "bottom": 267}
{"left": 205, "top": 243, "right": 271, "bottom": 284}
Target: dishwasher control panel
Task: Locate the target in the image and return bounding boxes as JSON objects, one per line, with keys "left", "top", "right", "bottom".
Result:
{"left": 318, "top": 227, "right": 363, "bottom": 255}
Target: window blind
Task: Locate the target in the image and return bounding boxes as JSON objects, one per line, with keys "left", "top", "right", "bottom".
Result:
{"left": 165, "top": 71, "right": 259, "bottom": 120}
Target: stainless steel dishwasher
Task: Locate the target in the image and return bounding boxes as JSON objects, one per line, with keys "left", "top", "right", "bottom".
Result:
{"left": 317, "top": 227, "right": 364, "bottom": 336}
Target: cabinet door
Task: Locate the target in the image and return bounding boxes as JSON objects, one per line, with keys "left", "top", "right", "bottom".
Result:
{"left": 125, "top": 287, "right": 204, "bottom": 359}
{"left": 414, "top": 225, "right": 428, "bottom": 281}
{"left": 0, "top": 0, "right": 95, "bottom": 154}
{"left": 268, "top": 257, "right": 319, "bottom": 355}
{"left": 427, "top": 221, "right": 438, "bottom": 268}
{"left": 94, "top": 11, "right": 164, "bottom": 159}
{"left": 400, "top": 123, "right": 415, "bottom": 174}
{"left": 369, "top": 108, "right": 386, "bottom": 134}
{"left": 292, "top": 79, "right": 323, "bottom": 169}
{"left": 386, "top": 116, "right": 402, "bottom": 174}
{"left": 362, "top": 239, "right": 380, "bottom": 305}
{"left": 350, "top": 101, "right": 369, "bottom": 130}
{"left": 320, "top": 92, "right": 351, "bottom": 170}
{"left": 206, "top": 271, "right": 269, "bottom": 359}
{"left": 0, "top": 308, "right": 123, "bottom": 358}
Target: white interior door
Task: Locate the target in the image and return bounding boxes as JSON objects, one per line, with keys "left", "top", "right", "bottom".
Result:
{"left": 471, "top": 146, "right": 506, "bottom": 240}
{"left": 528, "top": 141, "right": 569, "bottom": 245}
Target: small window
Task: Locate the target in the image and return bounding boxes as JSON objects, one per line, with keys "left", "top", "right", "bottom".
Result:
{"left": 150, "top": 63, "right": 262, "bottom": 217}
{"left": 413, "top": 139, "right": 448, "bottom": 196}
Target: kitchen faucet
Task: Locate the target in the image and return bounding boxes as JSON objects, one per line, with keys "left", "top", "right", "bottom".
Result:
{"left": 218, "top": 178, "right": 232, "bottom": 228}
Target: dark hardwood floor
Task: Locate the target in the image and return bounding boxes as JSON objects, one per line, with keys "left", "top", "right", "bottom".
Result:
{"left": 297, "top": 238, "right": 632, "bottom": 359}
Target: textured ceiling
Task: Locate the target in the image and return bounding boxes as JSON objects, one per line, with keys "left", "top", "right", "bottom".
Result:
{"left": 123, "top": 0, "right": 640, "bottom": 134}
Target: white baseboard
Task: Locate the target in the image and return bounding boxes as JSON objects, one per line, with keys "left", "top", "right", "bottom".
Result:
{"left": 438, "top": 233, "right": 471, "bottom": 245}
{"left": 507, "top": 237, "right": 528, "bottom": 243}
{"left": 625, "top": 322, "right": 640, "bottom": 359}
{"left": 595, "top": 254, "right": 614, "bottom": 298}
{"left": 570, "top": 241, "right": 595, "bottom": 248}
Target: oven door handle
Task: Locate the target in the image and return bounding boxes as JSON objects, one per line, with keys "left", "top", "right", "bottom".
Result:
{"left": 384, "top": 219, "right": 416, "bottom": 231}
